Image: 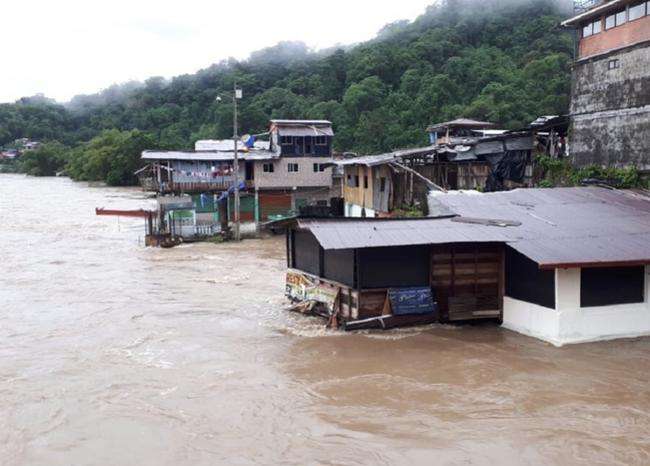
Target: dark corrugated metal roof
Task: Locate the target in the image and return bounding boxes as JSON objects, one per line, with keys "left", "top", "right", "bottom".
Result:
{"left": 298, "top": 217, "right": 508, "bottom": 250}
{"left": 432, "top": 188, "right": 650, "bottom": 268}
{"left": 299, "top": 187, "right": 650, "bottom": 268}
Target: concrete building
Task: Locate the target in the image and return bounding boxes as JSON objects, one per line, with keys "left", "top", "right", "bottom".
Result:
{"left": 139, "top": 120, "right": 338, "bottom": 234}
{"left": 562, "top": 0, "right": 650, "bottom": 171}
{"left": 283, "top": 187, "right": 650, "bottom": 346}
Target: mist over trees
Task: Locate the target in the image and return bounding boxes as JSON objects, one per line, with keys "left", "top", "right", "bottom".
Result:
{"left": 0, "top": 0, "right": 574, "bottom": 184}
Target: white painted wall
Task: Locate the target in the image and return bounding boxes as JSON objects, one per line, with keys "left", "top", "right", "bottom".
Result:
{"left": 254, "top": 157, "right": 332, "bottom": 189}
{"left": 345, "top": 202, "right": 375, "bottom": 218}
{"left": 503, "top": 265, "right": 650, "bottom": 346}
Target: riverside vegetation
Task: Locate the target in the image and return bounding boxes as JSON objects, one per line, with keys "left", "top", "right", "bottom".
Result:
{"left": 0, "top": 0, "right": 593, "bottom": 186}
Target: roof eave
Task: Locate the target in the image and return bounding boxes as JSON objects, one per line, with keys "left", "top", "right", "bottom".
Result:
{"left": 561, "top": 0, "right": 625, "bottom": 27}
{"left": 538, "top": 258, "right": 650, "bottom": 270}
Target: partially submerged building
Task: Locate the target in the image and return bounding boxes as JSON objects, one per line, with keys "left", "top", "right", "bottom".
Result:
{"left": 138, "top": 120, "right": 338, "bottom": 239}
{"left": 285, "top": 187, "right": 650, "bottom": 346}
{"left": 562, "top": 0, "right": 650, "bottom": 171}
{"left": 336, "top": 130, "right": 536, "bottom": 217}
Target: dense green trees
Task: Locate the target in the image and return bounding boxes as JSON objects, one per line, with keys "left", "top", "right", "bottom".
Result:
{"left": 17, "top": 142, "right": 69, "bottom": 177}
{"left": 67, "top": 130, "right": 160, "bottom": 185}
{"left": 1, "top": 0, "right": 575, "bottom": 184}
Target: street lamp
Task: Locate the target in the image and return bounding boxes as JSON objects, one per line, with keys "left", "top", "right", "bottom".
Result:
{"left": 216, "top": 83, "right": 243, "bottom": 241}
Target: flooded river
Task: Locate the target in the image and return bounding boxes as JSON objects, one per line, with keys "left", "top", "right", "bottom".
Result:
{"left": 2, "top": 174, "right": 650, "bottom": 465}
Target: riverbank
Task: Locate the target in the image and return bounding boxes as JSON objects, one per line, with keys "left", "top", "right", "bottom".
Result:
{"left": 2, "top": 173, "right": 650, "bottom": 465}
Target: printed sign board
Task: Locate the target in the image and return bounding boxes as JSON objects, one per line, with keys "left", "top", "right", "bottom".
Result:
{"left": 388, "top": 287, "right": 437, "bottom": 316}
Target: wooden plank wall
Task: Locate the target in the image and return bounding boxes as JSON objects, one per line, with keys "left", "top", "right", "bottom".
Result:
{"left": 431, "top": 244, "right": 503, "bottom": 321}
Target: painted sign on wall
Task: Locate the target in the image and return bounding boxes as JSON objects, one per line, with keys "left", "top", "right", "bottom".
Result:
{"left": 388, "top": 287, "right": 437, "bottom": 316}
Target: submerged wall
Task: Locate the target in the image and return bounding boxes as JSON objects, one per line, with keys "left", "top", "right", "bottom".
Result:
{"left": 503, "top": 266, "right": 650, "bottom": 346}
{"left": 569, "top": 42, "right": 650, "bottom": 170}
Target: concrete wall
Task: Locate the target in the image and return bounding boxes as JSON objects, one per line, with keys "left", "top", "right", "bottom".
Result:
{"left": 345, "top": 202, "right": 376, "bottom": 218}
{"left": 503, "top": 266, "right": 650, "bottom": 346}
{"left": 253, "top": 157, "right": 333, "bottom": 189}
{"left": 569, "top": 42, "right": 650, "bottom": 170}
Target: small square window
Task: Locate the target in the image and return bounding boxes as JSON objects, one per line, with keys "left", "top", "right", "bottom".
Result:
{"left": 263, "top": 163, "right": 274, "bottom": 173}
{"left": 288, "top": 163, "right": 299, "bottom": 173}
{"left": 608, "top": 59, "right": 620, "bottom": 70}
{"left": 605, "top": 14, "right": 616, "bottom": 29}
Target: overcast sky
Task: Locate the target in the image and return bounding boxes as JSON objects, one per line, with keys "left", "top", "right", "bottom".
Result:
{"left": 1, "top": 0, "right": 436, "bottom": 104}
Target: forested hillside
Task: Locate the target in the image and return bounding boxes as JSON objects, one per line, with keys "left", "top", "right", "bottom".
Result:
{"left": 0, "top": 0, "right": 574, "bottom": 183}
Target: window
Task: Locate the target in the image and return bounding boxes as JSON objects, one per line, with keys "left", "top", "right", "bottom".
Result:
{"left": 281, "top": 136, "right": 293, "bottom": 145}
{"left": 263, "top": 163, "right": 274, "bottom": 173}
{"left": 379, "top": 177, "right": 386, "bottom": 192}
{"left": 608, "top": 58, "right": 620, "bottom": 70}
{"left": 616, "top": 9, "right": 627, "bottom": 26}
{"left": 315, "top": 136, "right": 328, "bottom": 145}
{"left": 582, "top": 22, "right": 593, "bottom": 37}
{"left": 606, "top": 13, "right": 616, "bottom": 29}
{"left": 629, "top": 2, "right": 646, "bottom": 21}
{"left": 288, "top": 163, "right": 299, "bottom": 172}
{"left": 592, "top": 19, "right": 601, "bottom": 34}
{"left": 354, "top": 175, "right": 359, "bottom": 187}
{"left": 580, "top": 266, "right": 645, "bottom": 307}
{"left": 363, "top": 176, "right": 368, "bottom": 189}
{"left": 505, "top": 247, "right": 555, "bottom": 309}
{"left": 304, "top": 136, "right": 313, "bottom": 154}
{"left": 313, "top": 163, "right": 326, "bottom": 172}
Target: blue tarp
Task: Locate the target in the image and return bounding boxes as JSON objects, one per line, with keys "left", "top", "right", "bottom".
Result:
{"left": 217, "top": 181, "right": 247, "bottom": 202}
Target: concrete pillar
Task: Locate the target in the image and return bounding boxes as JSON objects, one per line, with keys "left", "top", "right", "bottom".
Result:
{"left": 555, "top": 267, "right": 581, "bottom": 341}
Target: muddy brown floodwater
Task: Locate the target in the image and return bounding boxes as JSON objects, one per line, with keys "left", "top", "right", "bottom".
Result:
{"left": 1, "top": 173, "right": 650, "bottom": 466}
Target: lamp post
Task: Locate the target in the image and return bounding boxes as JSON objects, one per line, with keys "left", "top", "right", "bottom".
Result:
{"left": 216, "top": 83, "right": 243, "bottom": 241}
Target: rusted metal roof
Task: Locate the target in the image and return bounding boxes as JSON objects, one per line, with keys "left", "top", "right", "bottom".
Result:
{"left": 299, "top": 187, "right": 650, "bottom": 269}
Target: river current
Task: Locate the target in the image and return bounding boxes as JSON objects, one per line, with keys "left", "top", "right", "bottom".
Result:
{"left": 1, "top": 174, "right": 650, "bottom": 465}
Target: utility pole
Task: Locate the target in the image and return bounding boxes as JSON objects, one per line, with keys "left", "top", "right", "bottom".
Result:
{"left": 232, "top": 83, "right": 242, "bottom": 242}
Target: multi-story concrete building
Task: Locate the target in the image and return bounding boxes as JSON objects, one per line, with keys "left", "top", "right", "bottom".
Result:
{"left": 562, "top": 0, "right": 650, "bottom": 171}
{"left": 139, "top": 120, "right": 338, "bottom": 235}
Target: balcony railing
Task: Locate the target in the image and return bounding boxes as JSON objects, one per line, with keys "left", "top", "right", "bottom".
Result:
{"left": 147, "top": 180, "right": 254, "bottom": 193}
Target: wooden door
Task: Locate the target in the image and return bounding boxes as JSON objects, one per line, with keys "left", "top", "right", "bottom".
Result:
{"left": 431, "top": 244, "right": 503, "bottom": 321}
